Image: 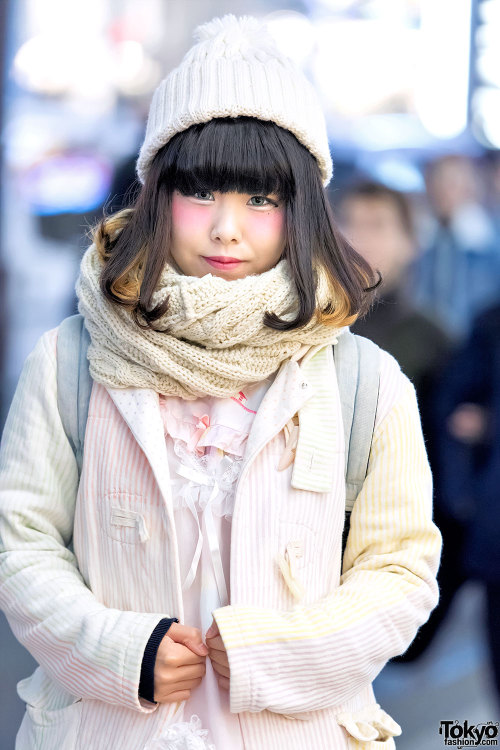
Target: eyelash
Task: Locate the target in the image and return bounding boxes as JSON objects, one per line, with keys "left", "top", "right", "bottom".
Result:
{"left": 192, "top": 191, "right": 278, "bottom": 207}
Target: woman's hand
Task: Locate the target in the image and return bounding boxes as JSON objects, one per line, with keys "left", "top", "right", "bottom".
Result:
{"left": 206, "top": 618, "right": 230, "bottom": 690}
{"left": 153, "top": 622, "right": 208, "bottom": 704}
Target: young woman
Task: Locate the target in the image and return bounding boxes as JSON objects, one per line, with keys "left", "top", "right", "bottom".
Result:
{"left": 0, "top": 14, "right": 441, "bottom": 750}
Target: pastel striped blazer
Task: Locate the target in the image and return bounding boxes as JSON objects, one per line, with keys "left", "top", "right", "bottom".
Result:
{"left": 0, "top": 326, "right": 442, "bottom": 749}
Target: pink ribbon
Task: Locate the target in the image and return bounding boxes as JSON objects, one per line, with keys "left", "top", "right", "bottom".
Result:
{"left": 186, "top": 414, "right": 210, "bottom": 456}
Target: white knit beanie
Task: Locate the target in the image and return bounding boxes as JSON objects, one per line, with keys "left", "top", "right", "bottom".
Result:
{"left": 136, "top": 14, "right": 333, "bottom": 187}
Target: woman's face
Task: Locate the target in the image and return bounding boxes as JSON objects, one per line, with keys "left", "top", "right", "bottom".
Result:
{"left": 170, "top": 189, "right": 286, "bottom": 278}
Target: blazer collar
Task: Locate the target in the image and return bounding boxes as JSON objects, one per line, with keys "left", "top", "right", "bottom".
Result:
{"left": 104, "top": 387, "right": 174, "bottom": 513}
{"left": 104, "top": 342, "right": 339, "bottom": 505}
{"left": 240, "top": 343, "right": 340, "bottom": 493}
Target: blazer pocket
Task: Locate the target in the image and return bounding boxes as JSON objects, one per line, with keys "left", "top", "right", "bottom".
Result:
{"left": 18, "top": 700, "right": 83, "bottom": 750}
{"left": 100, "top": 492, "right": 150, "bottom": 545}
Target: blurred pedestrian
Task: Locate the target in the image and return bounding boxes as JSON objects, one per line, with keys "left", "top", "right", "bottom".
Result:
{"left": 337, "top": 180, "right": 451, "bottom": 396}
{"left": 410, "top": 154, "right": 500, "bottom": 343}
{"left": 338, "top": 181, "right": 457, "bottom": 663}
{"left": 433, "top": 302, "right": 500, "bottom": 712}
{"left": 481, "top": 152, "right": 500, "bottom": 246}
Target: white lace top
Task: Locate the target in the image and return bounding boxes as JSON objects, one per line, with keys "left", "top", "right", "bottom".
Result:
{"left": 157, "top": 373, "right": 277, "bottom": 749}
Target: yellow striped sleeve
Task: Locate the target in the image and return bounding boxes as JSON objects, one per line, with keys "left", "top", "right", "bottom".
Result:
{"left": 212, "top": 372, "right": 442, "bottom": 714}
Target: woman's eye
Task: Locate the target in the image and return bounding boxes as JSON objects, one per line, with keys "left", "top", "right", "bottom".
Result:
{"left": 248, "top": 196, "right": 276, "bottom": 207}
{"left": 193, "top": 191, "right": 214, "bottom": 201}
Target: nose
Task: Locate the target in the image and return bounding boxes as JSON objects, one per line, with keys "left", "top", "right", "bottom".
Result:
{"left": 210, "top": 202, "right": 242, "bottom": 245}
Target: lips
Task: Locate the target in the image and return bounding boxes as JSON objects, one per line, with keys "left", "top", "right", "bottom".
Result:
{"left": 203, "top": 256, "right": 243, "bottom": 270}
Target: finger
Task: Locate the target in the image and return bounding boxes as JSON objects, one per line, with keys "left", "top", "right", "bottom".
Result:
{"left": 205, "top": 620, "right": 219, "bottom": 639}
{"left": 155, "top": 689, "right": 191, "bottom": 704}
{"left": 155, "top": 655, "right": 205, "bottom": 696}
{"left": 183, "top": 638, "right": 209, "bottom": 656}
{"left": 206, "top": 634, "right": 225, "bottom": 651}
{"left": 217, "top": 676, "right": 230, "bottom": 691}
{"left": 164, "top": 677, "right": 203, "bottom": 694}
{"left": 210, "top": 659, "right": 230, "bottom": 678}
{"left": 208, "top": 648, "right": 229, "bottom": 668}
{"left": 158, "top": 663, "right": 206, "bottom": 684}
{"left": 155, "top": 676, "right": 203, "bottom": 703}
{"left": 163, "top": 643, "right": 206, "bottom": 667}
{"left": 168, "top": 625, "right": 208, "bottom": 656}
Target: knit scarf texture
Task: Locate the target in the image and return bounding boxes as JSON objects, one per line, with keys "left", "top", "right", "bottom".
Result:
{"left": 75, "top": 243, "right": 346, "bottom": 400}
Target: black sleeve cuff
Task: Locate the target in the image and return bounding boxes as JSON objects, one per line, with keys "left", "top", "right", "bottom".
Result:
{"left": 139, "top": 617, "right": 179, "bottom": 703}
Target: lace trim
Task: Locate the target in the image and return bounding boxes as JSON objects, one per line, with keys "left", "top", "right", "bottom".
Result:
{"left": 160, "top": 406, "right": 249, "bottom": 458}
{"left": 170, "top": 437, "right": 243, "bottom": 520}
{"left": 143, "top": 714, "right": 216, "bottom": 750}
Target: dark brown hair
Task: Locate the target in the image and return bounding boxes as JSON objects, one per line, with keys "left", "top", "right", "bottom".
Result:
{"left": 92, "top": 117, "right": 380, "bottom": 331}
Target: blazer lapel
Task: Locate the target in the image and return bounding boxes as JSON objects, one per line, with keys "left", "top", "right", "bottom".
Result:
{"left": 239, "top": 344, "right": 340, "bottom": 493}
{"left": 291, "top": 344, "right": 341, "bottom": 492}
{"left": 238, "top": 357, "right": 315, "bottom": 479}
{"left": 104, "top": 387, "right": 174, "bottom": 516}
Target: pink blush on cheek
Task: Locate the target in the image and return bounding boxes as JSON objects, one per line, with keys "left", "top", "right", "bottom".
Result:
{"left": 171, "top": 194, "right": 210, "bottom": 229}
{"left": 246, "top": 209, "right": 285, "bottom": 239}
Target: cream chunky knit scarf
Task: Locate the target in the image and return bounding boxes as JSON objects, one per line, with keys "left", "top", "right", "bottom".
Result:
{"left": 76, "top": 244, "right": 345, "bottom": 400}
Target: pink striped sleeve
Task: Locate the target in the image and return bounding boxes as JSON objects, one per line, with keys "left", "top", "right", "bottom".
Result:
{"left": 0, "top": 329, "right": 170, "bottom": 713}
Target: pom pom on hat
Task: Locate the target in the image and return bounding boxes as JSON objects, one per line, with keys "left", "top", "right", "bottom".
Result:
{"left": 191, "top": 14, "right": 281, "bottom": 62}
{"left": 136, "top": 14, "right": 333, "bottom": 186}
{"left": 193, "top": 14, "right": 264, "bottom": 43}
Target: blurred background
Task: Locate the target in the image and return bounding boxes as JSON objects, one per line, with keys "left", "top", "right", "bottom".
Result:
{"left": 1, "top": 0, "right": 500, "bottom": 747}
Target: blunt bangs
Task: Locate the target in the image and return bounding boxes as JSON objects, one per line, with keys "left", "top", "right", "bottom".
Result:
{"left": 95, "top": 113, "right": 379, "bottom": 333}
{"left": 154, "top": 117, "right": 297, "bottom": 200}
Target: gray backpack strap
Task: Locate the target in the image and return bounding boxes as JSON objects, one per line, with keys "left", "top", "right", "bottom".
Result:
{"left": 334, "top": 331, "right": 381, "bottom": 560}
{"left": 56, "top": 314, "right": 92, "bottom": 478}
